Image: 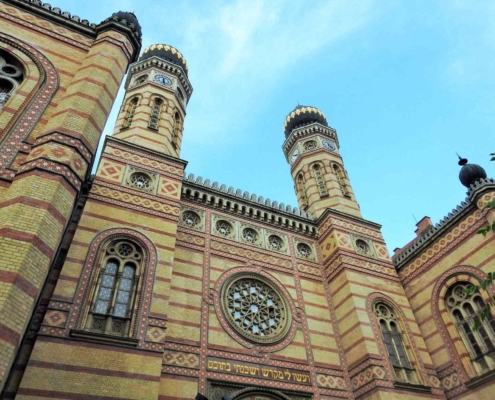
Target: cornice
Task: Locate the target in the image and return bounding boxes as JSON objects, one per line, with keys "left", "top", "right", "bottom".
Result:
{"left": 126, "top": 56, "right": 193, "bottom": 102}
{"left": 282, "top": 122, "right": 339, "bottom": 156}
{"left": 3, "top": 0, "right": 97, "bottom": 36}
{"left": 181, "top": 174, "right": 317, "bottom": 237}
{"left": 392, "top": 198, "right": 474, "bottom": 269}
{"left": 317, "top": 207, "right": 382, "bottom": 231}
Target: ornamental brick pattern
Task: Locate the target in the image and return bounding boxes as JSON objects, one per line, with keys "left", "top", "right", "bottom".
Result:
{"left": 1, "top": 1, "right": 495, "bottom": 399}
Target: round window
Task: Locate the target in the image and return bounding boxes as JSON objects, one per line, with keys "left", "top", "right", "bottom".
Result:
{"left": 303, "top": 140, "right": 317, "bottom": 151}
{"left": 355, "top": 239, "right": 370, "bottom": 255}
{"left": 129, "top": 172, "right": 152, "bottom": 190}
{"left": 297, "top": 243, "right": 312, "bottom": 258}
{"left": 182, "top": 211, "right": 200, "bottom": 227}
{"left": 268, "top": 235, "right": 283, "bottom": 251}
{"left": 242, "top": 228, "right": 258, "bottom": 243}
{"left": 221, "top": 274, "right": 291, "bottom": 344}
{"left": 216, "top": 220, "right": 233, "bottom": 236}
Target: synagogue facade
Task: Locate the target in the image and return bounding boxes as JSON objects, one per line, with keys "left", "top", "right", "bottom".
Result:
{"left": 0, "top": 1, "right": 495, "bottom": 399}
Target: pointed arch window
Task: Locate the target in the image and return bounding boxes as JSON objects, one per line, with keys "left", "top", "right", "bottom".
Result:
{"left": 313, "top": 164, "right": 328, "bottom": 197}
{"left": 122, "top": 97, "right": 138, "bottom": 129}
{"left": 333, "top": 164, "right": 348, "bottom": 196}
{"left": 85, "top": 240, "right": 142, "bottom": 337}
{"left": 374, "top": 302, "right": 417, "bottom": 383}
{"left": 172, "top": 111, "right": 182, "bottom": 147}
{"left": 148, "top": 97, "right": 163, "bottom": 130}
{"left": 0, "top": 50, "right": 24, "bottom": 109}
{"left": 297, "top": 173, "right": 308, "bottom": 209}
{"left": 446, "top": 282, "right": 495, "bottom": 373}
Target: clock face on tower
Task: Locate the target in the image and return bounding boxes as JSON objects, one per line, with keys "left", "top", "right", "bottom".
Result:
{"left": 322, "top": 140, "right": 336, "bottom": 151}
{"left": 154, "top": 74, "right": 172, "bottom": 86}
{"left": 291, "top": 149, "right": 299, "bottom": 163}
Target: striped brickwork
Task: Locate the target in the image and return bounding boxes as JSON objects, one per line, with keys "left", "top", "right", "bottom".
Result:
{"left": 319, "top": 210, "right": 443, "bottom": 398}
{"left": 113, "top": 88, "right": 184, "bottom": 158}
{"left": 291, "top": 143, "right": 362, "bottom": 219}
{"left": 396, "top": 189, "right": 495, "bottom": 398}
{"left": 0, "top": 3, "right": 138, "bottom": 393}
{"left": 15, "top": 135, "right": 185, "bottom": 398}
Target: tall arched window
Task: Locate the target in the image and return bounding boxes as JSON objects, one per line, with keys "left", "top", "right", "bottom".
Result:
{"left": 122, "top": 97, "right": 138, "bottom": 128}
{"left": 0, "top": 49, "right": 24, "bottom": 109}
{"left": 172, "top": 111, "right": 182, "bottom": 147}
{"left": 297, "top": 173, "right": 308, "bottom": 208}
{"left": 148, "top": 97, "right": 163, "bottom": 130}
{"left": 85, "top": 240, "right": 142, "bottom": 337}
{"left": 446, "top": 282, "right": 495, "bottom": 373}
{"left": 313, "top": 164, "right": 328, "bottom": 197}
{"left": 333, "top": 164, "right": 348, "bottom": 196}
{"left": 374, "top": 302, "right": 417, "bottom": 383}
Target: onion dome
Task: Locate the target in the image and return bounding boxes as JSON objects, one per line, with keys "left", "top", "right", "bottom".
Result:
{"left": 108, "top": 11, "right": 141, "bottom": 37}
{"left": 458, "top": 156, "right": 487, "bottom": 188}
{"left": 284, "top": 105, "right": 328, "bottom": 137}
{"left": 139, "top": 44, "right": 188, "bottom": 75}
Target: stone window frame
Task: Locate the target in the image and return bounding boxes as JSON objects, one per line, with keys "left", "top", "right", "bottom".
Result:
{"left": 239, "top": 223, "right": 264, "bottom": 248}
{"left": 211, "top": 214, "right": 238, "bottom": 241}
{"left": 311, "top": 162, "right": 329, "bottom": 198}
{"left": 178, "top": 207, "right": 206, "bottom": 233}
{"left": 132, "top": 73, "right": 149, "bottom": 87}
{"left": 302, "top": 139, "right": 318, "bottom": 152}
{"left": 148, "top": 95, "right": 165, "bottom": 131}
{"left": 296, "top": 171, "right": 308, "bottom": 209}
{"left": 172, "top": 110, "right": 183, "bottom": 148}
{"left": 331, "top": 163, "right": 349, "bottom": 197}
{"left": 121, "top": 95, "right": 140, "bottom": 129}
{"left": 293, "top": 238, "right": 317, "bottom": 262}
{"left": 264, "top": 230, "right": 289, "bottom": 255}
{"left": 220, "top": 272, "right": 292, "bottom": 345}
{"left": 445, "top": 282, "right": 495, "bottom": 375}
{"left": 372, "top": 299, "right": 420, "bottom": 385}
{"left": 84, "top": 240, "right": 142, "bottom": 338}
{"left": 122, "top": 165, "right": 159, "bottom": 195}
{"left": 351, "top": 234, "right": 376, "bottom": 258}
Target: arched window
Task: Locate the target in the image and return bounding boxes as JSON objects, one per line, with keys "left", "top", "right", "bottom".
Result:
{"left": 172, "top": 111, "right": 182, "bottom": 147}
{"left": 0, "top": 49, "right": 24, "bottom": 109}
{"left": 333, "top": 164, "right": 348, "bottom": 196}
{"left": 297, "top": 173, "right": 308, "bottom": 208}
{"left": 374, "top": 302, "right": 417, "bottom": 383}
{"left": 85, "top": 240, "right": 142, "bottom": 337}
{"left": 122, "top": 97, "right": 138, "bottom": 128}
{"left": 148, "top": 97, "right": 163, "bottom": 130}
{"left": 313, "top": 164, "right": 328, "bottom": 197}
{"left": 446, "top": 282, "right": 495, "bottom": 373}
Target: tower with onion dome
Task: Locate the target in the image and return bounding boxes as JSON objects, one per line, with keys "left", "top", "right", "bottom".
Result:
{"left": 112, "top": 44, "right": 193, "bottom": 157}
{"left": 283, "top": 106, "right": 362, "bottom": 218}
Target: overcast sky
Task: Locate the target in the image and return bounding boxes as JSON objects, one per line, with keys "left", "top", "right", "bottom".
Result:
{"left": 61, "top": 0, "right": 494, "bottom": 252}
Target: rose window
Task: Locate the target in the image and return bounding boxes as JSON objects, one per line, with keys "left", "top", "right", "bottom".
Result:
{"left": 242, "top": 228, "right": 258, "bottom": 243}
{"left": 222, "top": 275, "right": 291, "bottom": 344}
{"left": 268, "top": 235, "right": 283, "bottom": 251}
{"left": 130, "top": 172, "right": 151, "bottom": 190}
{"left": 303, "top": 140, "right": 317, "bottom": 151}
{"left": 297, "top": 243, "right": 312, "bottom": 258}
{"left": 216, "top": 220, "right": 233, "bottom": 236}
{"left": 182, "top": 211, "right": 200, "bottom": 227}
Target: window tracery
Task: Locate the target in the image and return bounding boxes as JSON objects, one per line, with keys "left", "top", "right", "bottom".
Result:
{"left": 182, "top": 211, "right": 200, "bottom": 227}
{"left": 313, "top": 164, "right": 328, "bottom": 197}
{"left": 216, "top": 220, "right": 233, "bottom": 237}
{"left": 172, "top": 111, "right": 182, "bottom": 147}
{"left": 374, "top": 302, "right": 417, "bottom": 384}
{"left": 296, "top": 243, "right": 312, "bottom": 258}
{"left": 268, "top": 235, "right": 283, "bottom": 251}
{"left": 86, "top": 240, "right": 142, "bottom": 336}
{"left": 0, "top": 50, "right": 24, "bottom": 109}
{"left": 303, "top": 140, "right": 317, "bottom": 151}
{"left": 221, "top": 274, "right": 291, "bottom": 344}
{"left": 242, "top": 228, "right": 258, "bottom": 243}
{"left": 446, "top": 282, "right": 495, "bottom": 373}
{"left": 333, "top": 164, "right": 348, "bottom": 196}
{"left": 148, "top": 97, "right": 163, "bottom": 130}
{"left": 297, "top": 173, "right": 308, "bottom": 209}
{"left": 122, "top": 97, "right": 138, "bottom": 128}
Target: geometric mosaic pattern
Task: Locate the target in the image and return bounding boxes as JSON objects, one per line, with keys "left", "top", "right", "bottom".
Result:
{"left": 297, "top": 264, "right": 321, "bottom": 276}
{"left": 163, "top": 350, "right": 200, "bottom": 369}
{"left": 146, "top": 326, "right": 167, "bottom": 343}
{"left": 98, "top": 159, "right": 124, "bottom": 183}
{"left": 316, "top": 373, "right": 347, "bottom": 389}
{"left": 441, "top": 372, "right": 461, "bottom": 390}
{"left": 159, "top": 176, "right": 180, "bottom": 199}
{"left": 351, "top": 366, "right": 386, "bottom": 390}
{"left": 211, "top": 241, "right": 292, "bottom": 268}
{"left": 42, "top": 310, "right": 68, "bottom": 328}
{"left": 91, "top": 184, "right": 180, "bottom": 216}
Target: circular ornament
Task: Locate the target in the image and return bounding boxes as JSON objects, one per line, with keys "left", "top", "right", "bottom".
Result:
{"left": 154, "top": 74, "right": 172, "bottom": 86}
{"left": 221, "top": 274, "right": 291, "bottom": 344}
{"left": 322, "top": 140, "right": 336, "bottom": 151}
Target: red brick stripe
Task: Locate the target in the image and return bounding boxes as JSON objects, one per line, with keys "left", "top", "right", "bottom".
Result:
{"left": 0, "top": 321, "right": 20, "bottom": 346}
{"left": 16, "top": 388, "right": 133, "bottom": 400}
{"left": 0, "top": 227, "right": 54, "bottom": 258}
{"left": 0, "top": 270, "right": 37, "bottom": 299}
{"left": 0, "top": 196, "right": 67, "bottom": 225}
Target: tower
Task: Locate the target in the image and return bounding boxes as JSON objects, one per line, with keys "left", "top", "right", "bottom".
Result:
{"left": 113, "top": 44, "right": 192, "bottom": 157}
{"left": 283, "top": 106, "right": 361, "bottom": 219}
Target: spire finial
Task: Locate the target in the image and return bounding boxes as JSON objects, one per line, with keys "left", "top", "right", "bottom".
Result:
{"left": 457, "top": 153, "right": 468, "bottom": 166}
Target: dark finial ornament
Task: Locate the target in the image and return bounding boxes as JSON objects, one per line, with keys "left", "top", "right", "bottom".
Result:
{"left": 457, "top": 155, "right": 487, "bottom": 188}
{"left": 284, "top": 105, "right": 328, "bottom": 137}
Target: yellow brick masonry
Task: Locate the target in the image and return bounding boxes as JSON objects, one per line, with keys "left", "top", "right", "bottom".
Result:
{"left": 0, "top": 28, "right": 136, "bottom": 392}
